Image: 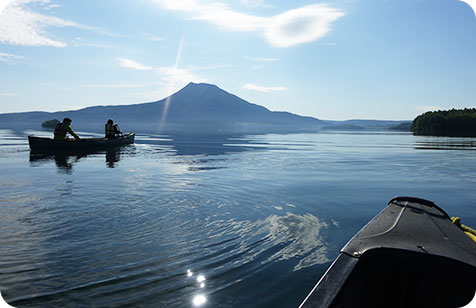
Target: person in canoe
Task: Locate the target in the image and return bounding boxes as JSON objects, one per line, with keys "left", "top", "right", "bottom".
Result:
{"left": 105, "top": 119, "right": 123, "bottom": 139}
{"left": 54, "top": 118, "right": 80, "bottom": 140}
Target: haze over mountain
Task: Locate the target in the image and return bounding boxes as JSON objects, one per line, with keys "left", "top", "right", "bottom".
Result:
{"left": 0, "top": 82, "right": 409, "bottom": 134}
{"left": 0, "top": 83, "right": 324, "bottom": 134}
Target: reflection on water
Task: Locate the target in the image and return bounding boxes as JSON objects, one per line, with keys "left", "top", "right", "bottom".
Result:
{"left": 415, "top": 138, "right": 476, "bottom": 150}
{"left": 136, "top": 133, "right": 271, "bottom": 156}
{"left": 203, "top": 212, "right": 330, "bottom": 271}
{"left": 25, "top": 132, "right": 289, "bottom": 173}
{"left": 193, "top": 294, "right": 207, "bottom": 306}
{"left": 260, "top": 213, "right": 330, "bottom": 271}
{"left": 30, "top": 152, "right": 83, "bottom": 173}
{"left": 2, "top": 129, "right": 476, "bottom": 307}
{"left": 29, "top": 147, "right": 130, "bottom": 171}
{"left": 105, "top": 148, "right": 121, "bottom": 168}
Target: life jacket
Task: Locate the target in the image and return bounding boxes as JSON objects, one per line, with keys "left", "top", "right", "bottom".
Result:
{"left": 105, "top": 123, "right": 115, "bottom": 137}
{"left": 54, "top": 122, "right": 67, "bottom": 138}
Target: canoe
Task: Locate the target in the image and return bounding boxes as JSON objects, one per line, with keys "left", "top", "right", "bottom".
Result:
{"left": 28, "top": 132, "right": 135, "bottom": 152}
{"left": 299, "top": 196, "right": 476, "bottom": 308}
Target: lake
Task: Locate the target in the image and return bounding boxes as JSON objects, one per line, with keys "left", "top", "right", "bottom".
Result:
{"left": 1, "top": 129, "right": 476, "bottom": 307}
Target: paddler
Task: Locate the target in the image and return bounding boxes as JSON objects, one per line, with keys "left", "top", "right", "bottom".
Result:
{"left": 54, "top": 117, "right": 80, "bottom": 140}
{"left": 105, "top": 119, "right": 122, "bottom": 139}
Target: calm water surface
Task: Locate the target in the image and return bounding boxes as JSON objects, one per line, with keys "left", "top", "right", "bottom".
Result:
{"left": 1, "top": 129, "right": 476, "bottom": 307}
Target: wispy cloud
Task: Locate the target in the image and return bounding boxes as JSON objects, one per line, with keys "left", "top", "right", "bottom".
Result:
{"left": 81, "top": 82, "right": 157, "bottom": 89}
{"left": 0, "top": 0, "right": 114, "bottom": 47}
{"left": 117, "top": 57, "right": 209, "bottom": 92}
{"left": 157, "top": 66, "right": 209, "bottom": 85}
{"left": 245, "top": 56, "right": 278, "bottom": 62}
{"left": 140, "top": 31, "right": 165, "bottom": 42}
{"left": 118, "top": 57, "right": 154, "bottom": 70}
{"left": 44, "top": 3, "right": 60, "bottom": 11}
{"left": 153, "top": 0, "right": 344, "bottom": 48}
{"left": 243, "top": 83, "right": 286, "bottom": 92}
{"left": 0, "top": 1, "right": 66, "bottom": 47}
{"left": 0, "top": 51, "right": 24, "bottom": 63}
{"left": 71, "top": 37, "right": 115, "bottom": 48}
{"left": 416, "top": 106, "right": 442, "bottom": 112}
{"left": 240, "top": 0, "right": 273, "bottom": 9}
{"left": 188, "top": 63, "right": 233, "bottom": 70}
{"left": 246, "top": 55, "right": 278, "bottom": 69}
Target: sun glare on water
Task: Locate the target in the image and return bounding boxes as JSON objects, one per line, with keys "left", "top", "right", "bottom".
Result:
{"left": 192, "top": 294, "right": 207, "bottom": 306}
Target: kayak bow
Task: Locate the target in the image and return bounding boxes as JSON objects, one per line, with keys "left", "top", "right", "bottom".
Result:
{"left": 300, "top": 197, "right": 476, "bottom": 308}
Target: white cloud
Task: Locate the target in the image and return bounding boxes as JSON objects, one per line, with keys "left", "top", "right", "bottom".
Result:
{"left": 459, "top": 0, "right": 476, "bottom": 17}
{"left": 0, "top": 0, "right": 16, "bottom": 16}
{"left": 416, "top": 106, "right": 442, "bottom": 112}
{"left": 118, "top": 57, "right": 154, "bottom": 70}
{"left": 153, "top": 0, "right": 344, "bottom": 48}
{"left": 2, "top": 1, "right": 344, "bottom": 48}
{"left": 243, "top": 83, "right": 286, "bottom": 92}
{"left": 263, "top": 5, "right": 344, "bottom": 48}
{"left": 190, "top": 3, "right": 266, "bottom": 32}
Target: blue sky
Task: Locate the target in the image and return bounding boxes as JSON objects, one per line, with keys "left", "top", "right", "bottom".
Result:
{"left": 0, "top": 0, "right": 475, "bottom": 120}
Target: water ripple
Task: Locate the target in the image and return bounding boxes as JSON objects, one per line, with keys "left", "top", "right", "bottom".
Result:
{"left": 2, "top": 131, "right": 476, "bottom": 307}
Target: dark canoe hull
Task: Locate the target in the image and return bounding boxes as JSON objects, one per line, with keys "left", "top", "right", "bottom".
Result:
{"left": 28, "top": 133, "right": 135, "bottom": 152}
{"left": 300, "top": 197, "right": 476, "bottom": 308}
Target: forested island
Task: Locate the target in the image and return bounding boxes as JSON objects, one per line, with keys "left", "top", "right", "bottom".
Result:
{"left": 411, "top": 108, "right": 476, "bottom": 137}
{"left": 41, "top": 119, "right": 60, "bottom": 129}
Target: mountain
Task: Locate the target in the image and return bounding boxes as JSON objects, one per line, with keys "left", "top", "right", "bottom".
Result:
{"left": 0, "top": 82, "right": 411, "bottom": 134}
{"left": 0, "top": 83, "right": 324, "bottom": 134}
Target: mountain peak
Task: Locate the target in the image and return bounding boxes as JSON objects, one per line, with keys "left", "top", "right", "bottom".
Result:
{"left": 185, "top": 82, "right": 215, "bottom": 87}
{"left": 173, "top": 82, "right": 227, "bottom": 100}
{"left": 183, "top": 82, "right": 220, "bottom": 90}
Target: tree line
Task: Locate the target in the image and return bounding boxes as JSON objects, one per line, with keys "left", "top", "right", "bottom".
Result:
{"left": 411, "top": 108, "right": 476, "bottom": 137}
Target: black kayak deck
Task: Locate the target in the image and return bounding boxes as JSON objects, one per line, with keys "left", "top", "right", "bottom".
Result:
{"left": 300, "top": 196, "right": 476, "bottom": 308}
